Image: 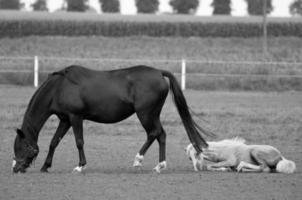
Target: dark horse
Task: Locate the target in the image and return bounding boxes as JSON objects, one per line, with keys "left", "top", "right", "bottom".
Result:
{"left": 13, "top": 65, "right": 211, "bottom": 173}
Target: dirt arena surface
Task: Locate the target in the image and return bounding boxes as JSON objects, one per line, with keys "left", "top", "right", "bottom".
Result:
{"left": 0, "top": 86, "right": 301, "bottom": 200}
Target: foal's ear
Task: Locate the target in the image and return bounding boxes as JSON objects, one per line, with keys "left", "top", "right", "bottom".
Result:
{"left": 16, "top": 129, "right": 25, "bottom": 138}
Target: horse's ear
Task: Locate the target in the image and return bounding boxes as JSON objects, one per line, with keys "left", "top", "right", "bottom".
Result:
{"left": 16, "top": 129, "right": 25, "bottom": 138}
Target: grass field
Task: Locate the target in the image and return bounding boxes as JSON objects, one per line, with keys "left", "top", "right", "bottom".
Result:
{"left": 0, "top": 86, "right": 301, "bottom": 200}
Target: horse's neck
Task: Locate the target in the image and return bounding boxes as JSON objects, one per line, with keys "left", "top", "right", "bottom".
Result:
{"left": 21, "top": 81, "right": 54, "bottom": 142}
{"left": 21, "top": 111, "right": 50, "bottom": 142}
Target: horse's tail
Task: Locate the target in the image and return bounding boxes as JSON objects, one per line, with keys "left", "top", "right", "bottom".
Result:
{"left": 276, "top": 157, "right": 296, "bottom": 174}
{"left": 161, "top": 70, "right": 214, "bottom": 153}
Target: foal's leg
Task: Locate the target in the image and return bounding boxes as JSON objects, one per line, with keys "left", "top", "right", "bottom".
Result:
{"left": 70, "top": 115, "right": 86, "bottom": 173}
{"left": 41, "top": 120, "right": 71, "bottom": 172}
{"left": 236, "top": 161, "right": 269, "bottom": 172}
{"left": 207, "top": 160, "right": 235, "bottom": 172}
{"left": 188, "top": 147, "right": 203, "bottom": 171}
{"left": 207, "top": 166, "right": 231, "bottom": 172}
{"left": 244, "top": 149, "right": 272, "bottom": 172}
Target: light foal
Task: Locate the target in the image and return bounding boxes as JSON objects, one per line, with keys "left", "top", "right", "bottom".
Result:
{"left": 185, "top": 137, "right": 296, "bottom": 173}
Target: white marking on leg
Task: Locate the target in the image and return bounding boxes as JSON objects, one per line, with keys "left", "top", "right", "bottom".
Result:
{"left": 12, "top": 159, "right": 16, "bottom": 168}
{"left": 72, "top": 165, "right": 86, "bottom": 173}
{"left": 133, "top": 153, "right": 144, "bottom": 167}
{"left": 153, "top": 161, "right": 167, "bottom": 173}
{"left": 12, "top": 159, "right": 16, "bottom": 171}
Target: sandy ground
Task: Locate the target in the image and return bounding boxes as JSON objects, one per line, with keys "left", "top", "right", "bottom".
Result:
{"left": 0, "top": 86, "right": 301, "bottom": 200}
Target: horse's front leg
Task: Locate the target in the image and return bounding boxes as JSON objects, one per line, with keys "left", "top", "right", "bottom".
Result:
{"left": 135, "top": 112, "right": 167, "bottom": 173}
{"left": 70, "top": 115, "right": 86, "bottom": 173}
{"left": 41, "top": 120, "right": 70, "bottom": 172}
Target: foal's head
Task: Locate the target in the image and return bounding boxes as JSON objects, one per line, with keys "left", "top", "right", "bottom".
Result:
{"left": 12, "top": 129, "right": 39, "bottom": 173}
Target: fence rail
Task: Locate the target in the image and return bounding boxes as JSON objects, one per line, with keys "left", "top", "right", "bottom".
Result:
{"left": 0, "top": 56, "right": 302, "bottom": 89}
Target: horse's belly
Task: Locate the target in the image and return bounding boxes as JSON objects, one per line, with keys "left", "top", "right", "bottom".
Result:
{"left": 84, "top": 103, "right": 135, "bottom": 123}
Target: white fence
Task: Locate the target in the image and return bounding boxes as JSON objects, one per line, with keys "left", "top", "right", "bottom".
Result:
{"left": 1, "top": 56, "right": 302, "bottom": 90}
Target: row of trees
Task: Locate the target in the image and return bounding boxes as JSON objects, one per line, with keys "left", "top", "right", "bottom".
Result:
{"left": 0, "top": 0, "right": 301, "bottom": 16}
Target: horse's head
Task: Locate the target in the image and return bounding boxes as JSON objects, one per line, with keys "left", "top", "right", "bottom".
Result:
{"left": 12, "top": 129, "right": 39, "bottom": 173}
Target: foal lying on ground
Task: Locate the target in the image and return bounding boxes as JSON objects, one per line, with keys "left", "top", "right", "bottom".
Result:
{"left": 185, "top": 137, "right": 296, "bottom": 173}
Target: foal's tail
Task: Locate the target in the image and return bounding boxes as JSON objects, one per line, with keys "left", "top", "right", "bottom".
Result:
{"left": 161, "top": 70, "right": 214, "bottom": 153}
{"left": 276, "top": 157, "right": 296, "bottom": 174}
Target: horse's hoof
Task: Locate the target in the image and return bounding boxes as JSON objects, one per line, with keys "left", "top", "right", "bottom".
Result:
{"left": 133, "top": 153, "right": 144, "bottom": 168}
{"left": 153, "top": 161, "right": 167, "bottom": 173}
{"left": 40, "top": 168, "right": 49, "bottom": 173}
{"left": 72, "top": 166, "right": 86, "bottom": 173}
{"left": 152, "top": 168, "right": 161, "bottom": 174}
{"left": 134, "top": 164, "right": 143, "bottom": 169}
{"left": 133, "top": 162, "right": 143, "bottom": 168}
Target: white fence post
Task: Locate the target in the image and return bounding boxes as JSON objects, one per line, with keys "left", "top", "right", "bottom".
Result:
{"left": 34, "top": 56, "right": 39, "bottom": 88}
{"left": 181, "top": 59, "right": 186, "bottom": 90}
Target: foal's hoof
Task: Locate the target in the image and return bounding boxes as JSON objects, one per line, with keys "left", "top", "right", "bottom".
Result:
{"left": 72, "top": 166, "right": 86, "bottom": 173}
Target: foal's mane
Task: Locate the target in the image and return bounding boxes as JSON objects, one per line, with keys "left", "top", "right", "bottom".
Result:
{"left": 213, "top": 136, "right": 246, "bottom": 146}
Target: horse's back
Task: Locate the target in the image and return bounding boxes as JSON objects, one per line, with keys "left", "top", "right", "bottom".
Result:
{"left": 52, "top": 65, "right": 169, "bottom": 123}
{"left": 55, "top": 65, "right": 166, "bottom": 87}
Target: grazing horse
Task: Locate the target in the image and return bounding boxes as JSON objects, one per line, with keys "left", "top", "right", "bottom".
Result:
{"left": 185, "top": 137, "right": 296, "bottom": 173}
{"left": 12, "top": 65, "right": 211, "bottom": 173}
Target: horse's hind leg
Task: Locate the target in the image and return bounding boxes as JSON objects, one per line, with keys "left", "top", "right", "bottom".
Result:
{"left": 134, "top": 111, "right": 167, "bottom": 173}
{"left": 152, "top": 123, "right": 167, "bottom": 173}
{"left": 41, "top": 120, "right": 70, "bottom": 172}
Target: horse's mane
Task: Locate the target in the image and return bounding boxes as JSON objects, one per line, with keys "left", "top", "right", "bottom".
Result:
{"left": 22, "top": 73, "right": 60, "bottom": 140}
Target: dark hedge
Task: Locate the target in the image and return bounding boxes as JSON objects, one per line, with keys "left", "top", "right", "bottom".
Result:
{"left": 0, "top": 19, "right": 301, "bottom": 38}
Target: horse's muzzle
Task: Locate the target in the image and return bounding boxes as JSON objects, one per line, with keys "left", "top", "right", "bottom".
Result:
{"left": 12, "top": 159, "right": 27, "bottom": 173}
